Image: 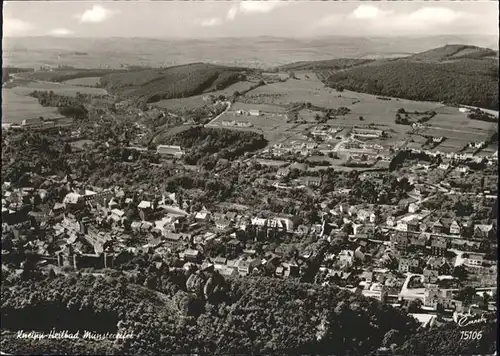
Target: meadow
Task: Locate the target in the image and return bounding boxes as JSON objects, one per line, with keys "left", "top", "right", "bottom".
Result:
{"left": 231, "top": 102, "right": 286, "bottom": 114}
{"left": 210, "top": 81, "right": 259, "bottom": 97}
{"left": 62, "top": 77, "right": 101, "bottom": 86}
{"left": 2, "top": 79, "right": 108, "bottom": 123}
{"left": 8, "top": 82, "right": 108, "bottom": 97}
{"left": 421, "top": 127, "right": 489, "bottom": 142}
{"left": 2, "top": 88, "right": 59, "bottom": 123}
{"left": 155, "top": 96, "right": 206, "bottom": 111}
{"left": 154, "top": 81, "right": 258, "bottom": 111}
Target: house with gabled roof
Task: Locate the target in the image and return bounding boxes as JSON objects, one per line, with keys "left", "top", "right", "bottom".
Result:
{"left": 423, "top": 268, "right": 439, "bottom": 284}
{"left": 391, "top": 232, "right": 409, "bottom": 251}
{"left": 449, "top": 220, "right": 461, "bottom": 235}
{"left": 409, "top": 232, "right": 429, "bottom": 250}
{"left": 431, "top": 219, "right": 445, "bottom": 234}
{"left": 426, "top": 256, "right": 452, "bottom": 275}
{"left": 408, "top": 203, "right": 420, "bottom": 214}
{"left": 473, "top": 224, "right": 496, "bottom": 239}
{"left": 430, "top": 235, "right": 448, "bottom": 256}
{"left": 399, "top": 257, "right": 421, "bottom": 273}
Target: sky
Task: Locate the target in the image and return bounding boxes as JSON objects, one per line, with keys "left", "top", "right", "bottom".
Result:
{"left": 3, "top": 1, "right": 499, "bottom": 39}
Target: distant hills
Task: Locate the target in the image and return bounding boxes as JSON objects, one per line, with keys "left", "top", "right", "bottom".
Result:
{"left": 3, "top": 42, "right": 499, "bottom": 110}
{"left": 3, "top": 35, "right": 498, "bottom": 69}
{"left": 405, "top": 44, "right": 498, "bottom": 62}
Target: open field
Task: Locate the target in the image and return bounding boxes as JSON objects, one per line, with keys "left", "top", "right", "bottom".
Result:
{"left": 8, "top": 81, "right": 108, "bottom": 97}
{"left": 62, "top": 77, "right": 101, "bottom": 86}
{"left": 421, "top": 127, "right": 489, "bottom": 142}
{"left": 155, "top": 95, "right": 206, "bottom": 111}
{"left": 154, "top": 81, "right": 259, "bottom": 111}
{"left": 298, "top": 109, "right": 323, "bottom": 122}
{"left": 2, "top": 88, "right": 60, "bottom": 123}
{"left": 231, "top": 101, "right": 286, "bottom": 114}
{"left": 161, "top": 68, "right": 494, "bottom": 157}
{"left": 476, "top": 144, "right": 497, "bottom": 157}
{"left": 431, "top": 139, "right": 466, "bottom": 153}
{"left": 210, "top": 80, "right": 259, "bottom": 97}
{"left": 431, "top": 106, "right": 497, "bottom": 131}
{"left": 246, "top": 75, "right": 355, "bottom": 108}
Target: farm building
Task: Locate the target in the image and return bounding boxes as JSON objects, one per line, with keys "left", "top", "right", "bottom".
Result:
{"left": 249, "top": 109, "right": 261, "bottom": 117}
{"left": 156, "top": 145, "right": 185, "bottom": 158}
{"left": 21, "top": 117, "right": 44, "bottom": 127}
{"left": 351, "top": 128, "right": 384, "bottom": 138}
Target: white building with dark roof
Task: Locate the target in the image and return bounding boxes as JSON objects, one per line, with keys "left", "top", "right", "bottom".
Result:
{"left": 156, "top": 145, "right": 185, "bottom": 157}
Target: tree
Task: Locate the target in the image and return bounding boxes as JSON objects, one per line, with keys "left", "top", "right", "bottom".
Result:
{"left": 456, "top": 286, "right": 476, "bottom": 305}
{"left": 407, "top": 299, "right": 422, "bottom": 313}
{"left": 452, "top": 265, "right": 467, "bottom": 281}
{"left": 64, "top": 143, "right": 72, "bottom": 154}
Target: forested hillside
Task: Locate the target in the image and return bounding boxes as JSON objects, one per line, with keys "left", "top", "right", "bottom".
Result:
{"left": 276, "top": 58, "right": 374, "bottom": 71}
{"left": 100, "top": 63, "right": 248, "bottom": 104}
{"left": 406, "top": 44, "right": 498, "bottom": 62}
{"left": 2, "top": 67, "right": 35, "bottom": 84}
{"left": 1, "top": 271, "right": 418, "bottom": 355}
{"left": 322, "top": 57, "right": 498, "bottom": 110}
{"left": 3, "top": 269, "right": 495, "bottom": 355}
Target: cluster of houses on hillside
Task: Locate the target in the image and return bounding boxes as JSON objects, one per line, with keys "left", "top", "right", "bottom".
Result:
{"left": 1, "top": 144, "right": 497, "bottom": 330}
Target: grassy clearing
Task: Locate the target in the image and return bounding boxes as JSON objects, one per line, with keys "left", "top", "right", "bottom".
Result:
{"left": 215, "top": 111, "right": 286, "bottom": 130}
{"left": 2, "top": 88, "right": 59, "bottom": 123}
{"left": 431, "top": 139, "right": 466, "bottom": 153}
{"left": 422, "top": 127, "right": 489, "bottom": 142}
{"left": 155, "top": 95, "right": 206, "bottom": 111}
{"left": 10, "top": 82, "right": 108, "bottom": 97}
{"left": 210, "top": 81, "right": 259, "bottom": 97}
{"left": 62, "top": 77, "right": 101, "bottom": 86}
{"left": 231, "top": 102, "right": 286, "bottom": 114}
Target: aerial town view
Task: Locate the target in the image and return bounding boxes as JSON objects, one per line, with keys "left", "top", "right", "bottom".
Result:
{"left": 1, "top": 1, "right": 498, "bottom": 355}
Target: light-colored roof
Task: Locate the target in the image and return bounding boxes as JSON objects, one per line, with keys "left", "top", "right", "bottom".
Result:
{"left": 252, "top": 217, "right": 267, "bottom": 226}
{"left": 63, "top": 193, "right": 82, "bottom": 205}
{"left": 195, "top": 212, "right": 208, "bottom": 219}
{"left": 475, "top": 224, "right": 493, "bottom": 232}
{"left": 111, "top": 209, "right": 125, "bottom": 217}
{"left": 409, "top": 313, "right": 437, "bottom": 327}
{"left": 138, "top": 201, "right": 152, "bottom": 209}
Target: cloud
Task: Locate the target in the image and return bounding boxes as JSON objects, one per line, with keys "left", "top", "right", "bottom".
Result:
{"left": 317, "top": 5, "right": 473, "bottom": 36}
{"left": 3, "top": 17, "right": 34, "bottom": 37}
{"left": 78, "top": 5, "right": 118, "bottom": 23}
{"left": 227, "top": 1, "right": 286, "bottom": 21}
{"left": 196, "top": 18, "right": 222, "bottom": 27}
{"left": 227, "top": 5, "right": 239, "bottom": 21}
{"left": 49, "top": 28, "right": 74, "bottom": 36}
{"left": 407, "top": 7, "right": 466, "bottom": 24}
{"left": 350, "top": 5, "right": 393, "bottom": 19}
{"left": 239, "top": 1, "right": 285, "bottom": 14}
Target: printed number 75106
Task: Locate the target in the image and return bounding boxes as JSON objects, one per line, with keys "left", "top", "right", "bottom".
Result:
{"left": 460, "top": 331, "right": 483, "bottom": 340}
